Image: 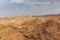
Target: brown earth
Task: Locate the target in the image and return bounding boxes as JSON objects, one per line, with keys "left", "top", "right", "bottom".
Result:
{"left": 0, "top": 15, "right": 60, "bottom": 40}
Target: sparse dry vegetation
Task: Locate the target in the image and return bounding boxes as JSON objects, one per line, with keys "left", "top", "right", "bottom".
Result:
{"left": 0, "top": 15, "right": 60, "bottom": 40}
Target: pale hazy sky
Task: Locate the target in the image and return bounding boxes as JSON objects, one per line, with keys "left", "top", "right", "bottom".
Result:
{"left": 0, "top": 0, "right": 60, "bottom": 17}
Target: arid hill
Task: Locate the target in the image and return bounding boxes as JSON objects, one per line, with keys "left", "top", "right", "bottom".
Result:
{"left": 0, "top": 15, "right": 60, "bottom": 40}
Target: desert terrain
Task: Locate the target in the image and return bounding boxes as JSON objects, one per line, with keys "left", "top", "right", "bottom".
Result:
{"left": 0, "top": 15, "right": 60, "bottom": 40}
